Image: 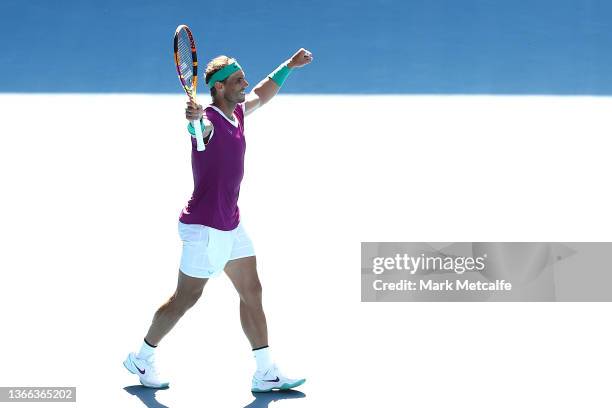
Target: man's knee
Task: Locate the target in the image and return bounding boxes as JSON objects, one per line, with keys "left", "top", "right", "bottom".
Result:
{"left": 241, "top": 279, "right": 263, "bottom": 307}
{"left": 183, "top": 285, "right": 204, "bottom": 306}
{"left": 172, "top": 285, "right": 204, "bottom": 313}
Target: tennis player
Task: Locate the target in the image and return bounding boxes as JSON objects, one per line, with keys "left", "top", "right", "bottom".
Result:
{"left": 124, "top": 48, "right": 313, "bottom": 392}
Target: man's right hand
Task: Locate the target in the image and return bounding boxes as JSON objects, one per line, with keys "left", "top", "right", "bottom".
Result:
{"left": 185, "top": 100, "right": 203, "bottom": 121}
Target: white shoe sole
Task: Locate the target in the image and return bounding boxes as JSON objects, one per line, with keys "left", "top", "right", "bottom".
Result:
{"left": 252, "top": 378, "right": 306, "bottom": 393}
{"left": 123, "top": 354, "right": 169, "bottom": 389}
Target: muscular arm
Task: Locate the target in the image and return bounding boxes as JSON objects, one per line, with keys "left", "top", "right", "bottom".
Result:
{"left": 244, "top": 48, "right": 313, "bottom": 116}
{"left": 244, "top": 77, "right": 281, "bottom": 116}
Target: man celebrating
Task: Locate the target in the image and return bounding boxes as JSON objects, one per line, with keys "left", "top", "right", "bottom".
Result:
{"left": 124, "top": 48, "right": 313, "bottom": 392}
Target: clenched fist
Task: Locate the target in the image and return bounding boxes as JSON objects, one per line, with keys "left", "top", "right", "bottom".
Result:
{"left": 287, "top": 48, "right": 314, "bottom": 69}
{"left": 185, "top": 100, "right": 203, "bottom": 121}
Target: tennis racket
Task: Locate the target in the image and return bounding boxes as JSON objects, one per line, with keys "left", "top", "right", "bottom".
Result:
{"left": 173, "top": 24, "right": 205, "bottom": 151}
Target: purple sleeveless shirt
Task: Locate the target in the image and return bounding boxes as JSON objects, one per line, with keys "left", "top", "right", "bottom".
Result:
{"left": 179, "top": 104, "right": 246, "bottom": 231}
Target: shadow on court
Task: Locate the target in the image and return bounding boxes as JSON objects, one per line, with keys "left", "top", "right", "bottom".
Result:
{"left": 124, "top": 385, "right": 304, "bottom": 407}
{"left": 124, "top": 385, "right": 170, "bottom": 408}
{"left": 244, "top": 390, "right": 306, "bottom": 408}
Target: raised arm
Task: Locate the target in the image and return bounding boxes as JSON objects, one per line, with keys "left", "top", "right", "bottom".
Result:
{"left": 244, "top": 48, "right": 313, "bottom": 116}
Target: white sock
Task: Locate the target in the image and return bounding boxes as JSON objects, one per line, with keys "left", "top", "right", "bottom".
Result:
{"left": 253, "top": 346, "right": 273, "bottom": 372}
{"left": 137, "top": 339, "right": 156, "bottom": 361}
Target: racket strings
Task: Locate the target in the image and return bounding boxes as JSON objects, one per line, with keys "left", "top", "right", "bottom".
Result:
{"left": 177, "top": 30, "right": 195, "bottom": 89}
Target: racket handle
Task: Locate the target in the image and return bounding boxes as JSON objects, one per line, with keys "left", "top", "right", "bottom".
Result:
{"left": 192, "top": 120, "right": 205, "bottom": 151}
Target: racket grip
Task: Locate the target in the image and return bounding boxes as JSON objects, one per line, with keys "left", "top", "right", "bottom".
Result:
{"left": 192, "top": 120, "right": 205, "bottom": 151}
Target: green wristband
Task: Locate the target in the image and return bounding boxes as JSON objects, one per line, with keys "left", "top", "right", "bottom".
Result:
{"left": 268, "top": 64, "right": 292, "bottom": 87}
{"left": 187, "top": 119, "right": 206, "bottom": 136}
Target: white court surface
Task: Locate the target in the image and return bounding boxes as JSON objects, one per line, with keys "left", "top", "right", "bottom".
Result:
{"left": 1, "top": 94, "right": 612, "bottom": 407}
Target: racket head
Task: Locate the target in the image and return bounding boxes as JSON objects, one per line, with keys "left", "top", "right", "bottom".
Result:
{"left": 173, "top": 25, "right": 198, "bottom": 100}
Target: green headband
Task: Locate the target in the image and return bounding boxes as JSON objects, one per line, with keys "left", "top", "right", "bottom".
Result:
{"left": 207, "top": 61, "right": 242, "bottom": 88}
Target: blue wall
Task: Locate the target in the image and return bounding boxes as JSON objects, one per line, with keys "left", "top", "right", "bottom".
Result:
{"left": 1, "top": 0, "right": 611, "bottom": 94}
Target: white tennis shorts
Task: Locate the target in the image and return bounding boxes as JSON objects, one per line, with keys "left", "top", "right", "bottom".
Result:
{"left": 178, "top": 221, "right": 255, "bottom": 279}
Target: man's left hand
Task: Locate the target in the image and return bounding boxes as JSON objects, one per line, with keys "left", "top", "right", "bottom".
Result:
{"left": 287, "top": 48, "right": 313, "bottom": 68}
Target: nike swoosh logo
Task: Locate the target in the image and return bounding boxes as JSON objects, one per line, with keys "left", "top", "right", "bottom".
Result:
{"left": 264, "top": 376, "right": 280, "bottom": 382}
{"left": 133, "top": 361, "right": 145, "bottom": 374}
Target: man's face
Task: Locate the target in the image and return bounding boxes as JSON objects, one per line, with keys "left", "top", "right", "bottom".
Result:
{"left": 221, "top": 69, "right": 248, "bottom": 103}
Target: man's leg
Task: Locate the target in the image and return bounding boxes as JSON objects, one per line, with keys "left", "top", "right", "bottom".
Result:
{"left": 225, "top": 256, "right": 305, "bottom": 392}
{"left": 124, "top": 270, "right": 207, "bottom": 388}
{"left": 145, "top": 270, "right": 208, "bottom": 346}
{"left": 224, "top": 256, "right": 267, "bottom": 348}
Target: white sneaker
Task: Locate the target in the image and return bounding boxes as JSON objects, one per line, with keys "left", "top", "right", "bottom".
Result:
{"left": 123, "top": 352, "right": 169, "bottom": 389}
{"left": 251, "top": 364, "right": 305, "bottom": 392}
